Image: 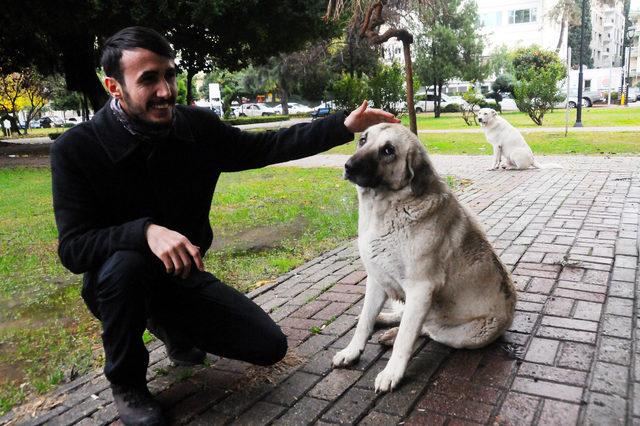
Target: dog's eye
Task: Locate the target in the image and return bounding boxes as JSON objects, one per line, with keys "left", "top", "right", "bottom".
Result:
{"left": 358, "top": 135, "right": 367, "bottom": 147}
{"left": 381, "top": 145, "right": 395, "bottom": 156}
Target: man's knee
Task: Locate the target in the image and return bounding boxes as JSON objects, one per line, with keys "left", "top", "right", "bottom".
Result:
{"left": 253, "top": 327, "right": 288, "bottom": 366}
{"left": 96, "top": 250, "right": 153, "bottom": 297}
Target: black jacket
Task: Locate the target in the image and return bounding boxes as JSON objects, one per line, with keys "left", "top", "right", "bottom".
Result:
{"left": 51, "top": 103, "right": 354, "bottom": 275}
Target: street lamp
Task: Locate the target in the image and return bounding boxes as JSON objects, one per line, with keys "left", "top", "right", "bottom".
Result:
{"left": 574, "top": 0, "right": 587, "bottom": 127}
{"left": 624, "top": 26, "right": 636, "bottom": 106}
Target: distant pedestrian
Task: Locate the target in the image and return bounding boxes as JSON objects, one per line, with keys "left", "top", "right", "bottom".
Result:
{"left": 2, "top": 118, "right": 11, "bottom": 137}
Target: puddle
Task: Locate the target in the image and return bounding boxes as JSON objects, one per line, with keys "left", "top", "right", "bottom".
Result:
{"left": 209, "top": 217, "right": 310, "bottom": 254}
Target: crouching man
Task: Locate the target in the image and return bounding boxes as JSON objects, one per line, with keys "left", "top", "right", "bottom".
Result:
{"left": 51, "top": 26, "right": 398, "bottom": 425}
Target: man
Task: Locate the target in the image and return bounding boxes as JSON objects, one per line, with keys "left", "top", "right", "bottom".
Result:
{"left": 51, "top": 26, "right": 398, "bottom": 425}
{"left": 2, "top": 118, "right": 11, "bottom": 137}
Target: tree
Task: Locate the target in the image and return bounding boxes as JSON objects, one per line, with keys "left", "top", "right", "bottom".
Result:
{"left": 49, "top": 75, "right": 83, "bottom": 118}
{"left": 485, "top": 45, "right": 515, "bottom": 77}
{"left": 547, "top": 0, "right": 581, "bottom": 52}
{"left": 0, "top": 68, "right": 50, "bottom": 134}
{"left": 1, "top": 0, "right": 338, "bottom": 112}
{"left": 414, "top": 0, "right": 485, "bottom": 117}
{"left": 368, "top": 62, "right": 405, "bottom": 114}
{"left": 568, "top": 0, "right": 594, "bottom": 68}
{"left": 512, "top": 47, "right": 566, "bottom": 125}
{"left": 329, "top": 23, "right": 380, "bottom": 78}
{"left": 491, "top": 74, "right": 515, "bottom": 96}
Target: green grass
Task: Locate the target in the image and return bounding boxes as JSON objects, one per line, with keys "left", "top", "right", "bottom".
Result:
{"left": 328, "top": 131, "right": 640, "bottom": 156}
{"left": 0, "top": 166, "right": 359, "bottom": 414}
{"left": 398, "top": 106, "right": 640, "bottom": 130}
{"left": 3, "top": 127, "right": 69, "bottom": 139}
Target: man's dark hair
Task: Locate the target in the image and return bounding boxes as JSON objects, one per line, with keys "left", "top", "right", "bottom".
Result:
{"left": 101, "top": 26, "right": 175, "bottom": 83}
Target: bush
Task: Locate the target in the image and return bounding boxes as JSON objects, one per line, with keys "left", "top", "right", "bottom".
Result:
{"left": 442, "top": 103, "right": 461, "bottom": 113}
{"left": 511, "top": 46, "right": 566, "bottom": 125}
{"left": 221, "top": 116, "right": 290, "bottom": 126}
{"left": 49, "top": 132, "right": 63, "bottom": 140}
{"left": 368, "top": 63, "right": 406, "bottom": 115}
{"left": 460, "top": 89, "right": 486, "bottom": 126}
{"left": 327, "top": 73, "right": 369, "bottom": 111}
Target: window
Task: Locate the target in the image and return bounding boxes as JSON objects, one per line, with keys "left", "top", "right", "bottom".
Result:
{"left": 508, "top": 8, "right": 537, "bottom": 24}
{"left": 585, "top": 80, "right": 591, "bottom": 91}
{"left": 480, "top": 11, "right": 502, "bottom": 27}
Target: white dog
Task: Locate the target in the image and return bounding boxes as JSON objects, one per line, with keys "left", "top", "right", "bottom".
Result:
{"left": 333, "top": 123, "right": 517, "bottom": 393}
{"left": 477, "top": 108, "right": 561, "bottom": 170}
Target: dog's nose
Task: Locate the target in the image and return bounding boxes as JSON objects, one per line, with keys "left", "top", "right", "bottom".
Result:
{"left": 344, "top": 158, "right": 355, "bottom": 174}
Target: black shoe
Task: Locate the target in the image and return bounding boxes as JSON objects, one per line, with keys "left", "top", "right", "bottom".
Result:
{"left": 147, "top": 319, "right": 206, "bottom": 366}
{"left": 112, "top": 383, "right": 165, "bottom": 426}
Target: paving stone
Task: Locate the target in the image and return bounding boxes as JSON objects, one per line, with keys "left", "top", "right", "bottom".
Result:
{"left": 321, "top": 387, "right": 376, "bottom": 424}
{"left": 511, "top": 377, "right": 583, "bottom": 402}
{"left": 537, "top": 326, "right": 596, "bottom": 344}
{"left": 295, "top": 334, "right": 336, "bottom": 357}
{"left": 605, "top": 297, "right": 634, "bottom": 317}
{"left": 321, "top": 313, "right": 358, "bottom": 336}
{"left": 308, "top": 369, "right": 362, "bottom": 400}
{"left": 602, "top": 314, "right": 633, "bottom": 338}
{"left": 573, "top": 300, "right": 603, "bottom": 321}
{"left": 496, "top": 392, "right": 539, "bottom": 425}
{"left": 264, "top": 371, "right": 321, "bottom": 407}
{"left": 524, "top": 338, "right": 559, "bottom": 365}
{"left": 544, "top": 297, "right": 574, "bottom": 316}
{"left": 518, "top": 362, "right": 587, "bottom": 386}
{"left": 359, "top": 410, "right": 403, "bottom": 425}
{"left": 416, "top": 392, "right": 493, "bottom": 423}
{"left": 291, "top": 300, "right": 331, "bottom": 319}
{"left": 526, "top": 277, "right": 555, "bottom": 294}
{"left": 313, "top": 302, "right": 352, "bottom": 321}
{"left": 598, "top": 336, "right": 632, "bottom": 365}
{"left": 585, "top": 392, "right": 627, "bottom": 426}
{"left": 230, "top": 401, "right": 286, "bottom": 425}
{"left": 538, "top": 399, "right": 581, "bottom": 426}
{"left": 317, "top": 291, "right": 363, "bottom": 304}
{"left": 299, "top": 348, "right": 334, "bottom": 376}
{"left": 404, "top": 410, "right": 447, "bottom": 426}
{"left": 540, "top": 316, "right": 598, "bottom": 332}
{"left": 271, "top": 397, "right": 329, "bottom": 426}
{"left": 591, "top": 362, "right": 629, "bottom": 397}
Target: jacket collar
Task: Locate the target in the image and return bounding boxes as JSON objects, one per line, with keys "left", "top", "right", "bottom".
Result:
{"left": 91, "top": 102, "right": 197, "bottom": 163}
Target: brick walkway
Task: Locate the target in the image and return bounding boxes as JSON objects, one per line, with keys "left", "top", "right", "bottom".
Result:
{"left": 1, "top": 155, "right": 638, "bottom": 426}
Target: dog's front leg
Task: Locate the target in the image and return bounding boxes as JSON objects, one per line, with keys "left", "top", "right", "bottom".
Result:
{"left": 333, "top": 279, "right": 387, "bottom": 367}
{"left": 490, "top": 145, "right": 502, "bottom": 170}
{"left": 375, "top": 286, "right": 431, "bottom": 393}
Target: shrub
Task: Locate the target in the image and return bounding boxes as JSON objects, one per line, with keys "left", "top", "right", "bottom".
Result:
{"left": 48, "top": 132, "right": 63, "bottom": 140}
{"left": 221, "top": 116, "right": 290, "bottom": 126}
{"left": 442, "top": 103, "right": 461, "bottom": 113}
{"left": 327, "top": 73, "right": 369, "bottom": 111}
{"left": 511, "top": 46, "right": 566, "bottom": 125}
{"left": 368, "top": 63, "right": 406, "bottom": 115}
{"left": 460, "top": 89, "right": 485, "bottom": 126}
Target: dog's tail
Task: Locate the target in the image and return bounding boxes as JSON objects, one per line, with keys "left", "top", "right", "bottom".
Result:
{"left": 532, "top": 161, "right": 563, "bottom": 169}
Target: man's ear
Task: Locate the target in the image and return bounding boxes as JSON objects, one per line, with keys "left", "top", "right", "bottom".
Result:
{"left": 406, "top": 145, "right": 432, "bottom": 197}
{"left": 104, "top": 77, "right": 122, "bottom": 99}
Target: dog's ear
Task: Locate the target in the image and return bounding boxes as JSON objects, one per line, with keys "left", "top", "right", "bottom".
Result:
{"left": 491, "top": 109, "right": 497, "bottom": 117}
{"left": 406, "top": 145, "right": 432, "bottom": 197}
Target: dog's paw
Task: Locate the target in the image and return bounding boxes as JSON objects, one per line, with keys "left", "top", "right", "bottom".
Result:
{"left": 332, "top": 347, "right": 361, "bottom": 368}
{"left": 378, "top": 327, "right": 399, "bottom": 347}
{"left": 374, "top": 366, "right": 404, "bottom": 393}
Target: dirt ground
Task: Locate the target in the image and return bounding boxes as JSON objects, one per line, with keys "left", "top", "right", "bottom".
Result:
{"left": 0, "top": 142, "right": 51, "bottom": 168}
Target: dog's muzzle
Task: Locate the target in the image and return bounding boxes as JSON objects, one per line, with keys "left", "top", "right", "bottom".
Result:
{"left": 344, "top": 155, "right": 379, "bottom": 188}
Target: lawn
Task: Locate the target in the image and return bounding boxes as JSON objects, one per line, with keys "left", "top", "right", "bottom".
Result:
{"left": 0, "top": 166, "right": 359, "bottom": 414}
{"left": 399, "top": 105, "right": 640, "bottom": 129}
{"left": 327, "top": 131, "right": 640, "bottom": 156}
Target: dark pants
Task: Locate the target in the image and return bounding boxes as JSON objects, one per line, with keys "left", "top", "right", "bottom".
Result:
{"left": 82, "top": 250, "right": 287, "bottom": 387}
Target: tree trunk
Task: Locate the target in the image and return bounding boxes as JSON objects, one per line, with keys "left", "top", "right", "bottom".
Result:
{"left": 280, "top": 87, "right": 289, "bottom": 115}
{"left": 402, "top": 40, "right": 417, "bottom": 135}
{"left": 187, "top": 70, "right": 195, "bottom": 105}
{"left": 556, "top": 17, "right": 566, "bottom": 52}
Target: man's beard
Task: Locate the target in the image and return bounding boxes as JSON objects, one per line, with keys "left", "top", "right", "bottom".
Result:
{"left": 122, "top": 88, "right": 176, "bottom": 129}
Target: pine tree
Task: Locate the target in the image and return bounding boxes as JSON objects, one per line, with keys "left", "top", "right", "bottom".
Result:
{"left": 568, "top": 0, "right": 594, "bottom": 68}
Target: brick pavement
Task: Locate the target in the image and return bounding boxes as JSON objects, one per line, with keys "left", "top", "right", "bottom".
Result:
{"left": 1, "top": 154, "right": 638, "bottom": 425}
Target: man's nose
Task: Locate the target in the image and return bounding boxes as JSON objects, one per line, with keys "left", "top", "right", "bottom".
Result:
{"left": 156, "top": 79, "right": 172, "bottom": 98}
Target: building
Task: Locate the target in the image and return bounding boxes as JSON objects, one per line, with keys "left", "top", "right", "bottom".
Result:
{"left": 629, "top": 9, "right": 640, "bottom": 87}
{"left": 477, "top": 0, "right": 568, "bottom": 60}
{"left": 590, "top": 0, "right": 626, "bottom": 68}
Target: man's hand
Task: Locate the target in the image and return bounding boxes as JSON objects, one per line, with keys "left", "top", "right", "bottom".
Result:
{"left": 145, "top": 224, "right": 204, "bottom": 279}
{"left": 344, "top": 100, "right": 401, "bottom": 133}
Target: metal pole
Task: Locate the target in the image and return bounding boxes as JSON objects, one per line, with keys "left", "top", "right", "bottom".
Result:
{"left": 608, "top": 61, "right": 612, "bottom": 105}
{"left": 574, "top": 0, "right": 586, "bottom": 127}
{"left": 565, "top": 47, "right": 571, "bottom": 137}
{"left": 624, "top": 45, "right": 631, "bottom": 106}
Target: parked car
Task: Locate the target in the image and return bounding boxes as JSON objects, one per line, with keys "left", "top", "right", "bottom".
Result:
{"left": 234, "top": 103, "right": 277, "bottom": 117}
{"left": 312, "top": 101, "right": 335, "bottom": 113}
{"left": 484, "top": 92, "right": 518, "bottom": 111}
{"left": 414, "top": 93, "right": 465, "bottom": 113}
{"left": 39, "top": 116, "right": 64, "bottom": 128}
{"left": 626, "top": 87, "right": 638, "bottom": 103}
{"left": 65, "top": 117, "right": 81, "bottom": 126}
{"left": 273, "top": 102, "right": 313, "bottom": 115}
{"left": 556, "top": 96, "right": 587, "bottom": 108}
{"left": 311, "top": 107, "right": 332, "bottom": 120}
{"left": 568, "top": 90, "right": 604, "bottom": 107}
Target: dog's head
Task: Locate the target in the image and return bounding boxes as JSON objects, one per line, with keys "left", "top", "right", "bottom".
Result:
{"left": 344, "top": 123, "right": 437, "bottom": 196}
{"left": 477, "top": 108, "right": 497, "bottom": 126}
